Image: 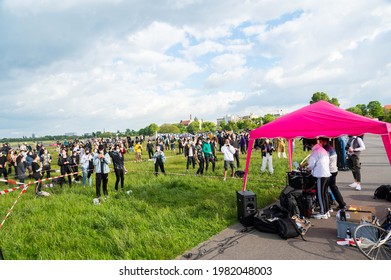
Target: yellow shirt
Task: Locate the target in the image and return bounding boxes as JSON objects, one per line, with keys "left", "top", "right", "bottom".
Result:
{"left": 135, "top": 144, "right": 142, "bottom": 153}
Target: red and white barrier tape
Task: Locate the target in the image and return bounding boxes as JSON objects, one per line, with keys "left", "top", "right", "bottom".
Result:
{"left": 0, "top": 185, "right": 27, "bottom": 196}
{"left": 0, "top": 179, "right": 25, "bottom": 185}
{"left": 0, "top": 171, "right": 81, "bottom": 197}
{"left": 0, "top": 184, "right": 30, "bottom": 231}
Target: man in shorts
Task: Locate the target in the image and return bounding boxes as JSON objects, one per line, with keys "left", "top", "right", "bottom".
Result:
{"left": 221, "top": 138, "right": 236, "bottom": 181}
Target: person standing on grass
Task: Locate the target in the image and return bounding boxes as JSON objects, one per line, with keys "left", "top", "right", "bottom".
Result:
{"left": 58, "top": 148, "right": 72, "bottom": 188}
{"left": 153, "top": 145, "right": 166, "bottom": 176}
{"left": 40, "top": 148, "right": 52, "bottom": 180}
{"left": 184, "top": 139, "right": 196, "bottom": 171}
{"left": 94, "top": 145, "right": 111, "bottom": 200}
{"left": 32, "top": 154, "right": 42, "bottom": 194}
{"left": 147, "top": 139, "right": 154, "bottom": 159}
{"left": 221, "top": 138, "right": 236, "bottom": 181}
{"left": 203, "top": 138, "right": 215, "bottom": 172}
{"left": 0, "top": 150, "right": 8, "bottom": 184}
{"left": 260, "top": 138, "right": 274, "bottom": 175}
{"left": 16, "top": 155, "right": 27, "bottom": 183}
{"left": 229, "top": 134, "right": 240, "bottom": 168}
{"left": 195, "top": 138, "right": 205, "bottom": 175}
{"left": 134, "top": 141, "right": 143, "bottom": 162}
{"left": 80, "top": 148, "right": 93, "bottom": 187}
{"left": 70, "top": 150, "right": 80, "bottom": 182}
{"left": 109, "top": 144, "right": 125, "bottom": 191}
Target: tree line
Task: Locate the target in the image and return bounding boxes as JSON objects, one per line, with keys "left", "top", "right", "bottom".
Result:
{"left": 2, "top": 93, "right": 390, "bottom": 142}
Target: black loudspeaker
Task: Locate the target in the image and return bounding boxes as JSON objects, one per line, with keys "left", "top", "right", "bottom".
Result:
{"left": 236, "top": 190, "right": 257, "bottom": 227}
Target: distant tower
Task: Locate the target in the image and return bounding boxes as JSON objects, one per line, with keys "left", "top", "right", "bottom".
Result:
{"left": 190, "top": 114, "right": 192, "bottom": 120}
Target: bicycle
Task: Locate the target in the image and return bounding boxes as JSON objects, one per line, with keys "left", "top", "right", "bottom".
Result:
{"left": 353, "top": 208, "right": 391, "bottom": 260}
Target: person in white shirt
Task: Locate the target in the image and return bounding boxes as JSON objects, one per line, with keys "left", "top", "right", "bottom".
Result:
{"left": 221, "top": 139, "right": 236, "bottom": 181}
{"left": 319, "top": 138, "right": 346, "bottom": 210}
{"left": 305, "top": 138, "right": 332, "bottom": 219}
{"left": 346, "top": 135, "right": 366, "bottom": 191}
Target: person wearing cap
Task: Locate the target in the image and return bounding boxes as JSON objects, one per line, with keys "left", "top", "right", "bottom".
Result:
{"left": 93, "top": 144, "right": 111, "bottom": 199}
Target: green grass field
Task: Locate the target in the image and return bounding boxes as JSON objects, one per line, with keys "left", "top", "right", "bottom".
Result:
{"left": 0, "top": 140, "right": 308, "bottom": 259}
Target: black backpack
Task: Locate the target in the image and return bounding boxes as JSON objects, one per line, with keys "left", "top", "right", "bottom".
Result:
{"left": 374, "top": 185, "right": 391, "bottom": 199}
{"left": 279, "top": 186, "right": 300, "bottom": 217}
{"left": 276, "top": 218, "right": 304, "bottom": 240}
{"left": 253, "top": 204, "right": 289, "bottom": 234}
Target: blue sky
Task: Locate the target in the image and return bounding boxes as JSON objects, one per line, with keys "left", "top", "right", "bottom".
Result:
{"left": 1, "top": 0, "right": 390, "bottom": 138}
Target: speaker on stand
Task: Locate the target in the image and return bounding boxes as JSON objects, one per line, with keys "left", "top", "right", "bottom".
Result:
{"left": 236, "top": 190, "right": 257, "bottom": 227}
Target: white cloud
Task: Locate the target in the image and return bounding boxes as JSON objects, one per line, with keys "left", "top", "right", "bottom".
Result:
{"left": 1, "top": 0, "right": 391, "bottom": 138}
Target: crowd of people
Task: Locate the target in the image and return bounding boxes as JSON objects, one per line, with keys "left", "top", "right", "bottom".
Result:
{"left": 0, "top": 132, "right": 365, "bottom": 206}
{"left": 0, "top": 131, "right": 251, "bottom": 200}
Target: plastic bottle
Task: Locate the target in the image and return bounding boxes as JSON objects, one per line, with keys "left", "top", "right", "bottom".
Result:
{"left": 346, "top": 228, "right": 351, "bottom": 239}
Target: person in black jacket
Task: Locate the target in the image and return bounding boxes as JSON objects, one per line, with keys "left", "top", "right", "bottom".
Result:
{"left": 58, "top": 148, "right": 72, "bottom": 187}
{"left": 146, "top": 139, "right": 154, "bottom": 159}
{"left": 109, "top": 144, "right": 125, "bottom": 191}
{"left": 0, "top": 150, "right": 8, "bottom": 184}
{"left": 32, "top": 154, "right": 42, "bottom": 194}
{"left": 70, "top": 150, "right": 80, "bottom": 182}
{"left": 16, "top": 155, "right": 27, "bottom": 183}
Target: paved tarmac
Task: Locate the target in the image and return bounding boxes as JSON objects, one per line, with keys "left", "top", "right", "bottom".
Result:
{"left": 179, "top": 135, "right": 391, "bottom": 260}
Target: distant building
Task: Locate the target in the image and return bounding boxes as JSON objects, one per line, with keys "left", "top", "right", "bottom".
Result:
{"left": 32, "top": 133, "right": 35, "bottom": 139}
{"left": 217, "top": 114, "right": 241, "bottom": 126}
{"left": 241, "top": 113, "right": 259, "bottom": 120}
{"left": 179, "top": 119, "right": 193, "bottom": 127}
{"left": 179, "top": 114, "right": 193, "bottom": 127}
{"left": 64, "top": 132, "right": 77, "bottom": 137}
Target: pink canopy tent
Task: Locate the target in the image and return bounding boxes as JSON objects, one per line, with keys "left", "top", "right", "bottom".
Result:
{"left": 242, "top": 100, "right": 391, "bottom": 191}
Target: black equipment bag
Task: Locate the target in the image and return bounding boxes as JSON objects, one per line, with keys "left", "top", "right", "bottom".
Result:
{"left": 374, "top": 185, "right": 391, "bottom": 200}
{"left": 235, "top": 170, "right": 245, "bottom": 178}
{"left": 276, "top": 218, "right": 302, "bottom": 239}
{"left": 253, "top": 204, "right": 289, "bottom": 234}
{"left": 279, "top": 186, "right": 300, "bottom": 217}
{"left": 291, "top": 189, "right": 316, "bottom": 219}
{"left": 261, "top": 204, "right": 289, "bottom": 219}
{"left": 253, "top": 215, "right": 279, "bottom": 234}
{"left": 286, "top": 171, "right": 304, "bottom": 189}
{"left": 286, "top": 171, "right": 316, "bottom": 190}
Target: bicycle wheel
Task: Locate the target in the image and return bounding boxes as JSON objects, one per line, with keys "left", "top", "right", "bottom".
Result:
{"left": 353, "top": 224, "right": 391, "bottom": 260}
